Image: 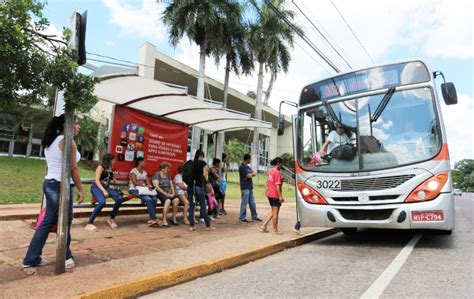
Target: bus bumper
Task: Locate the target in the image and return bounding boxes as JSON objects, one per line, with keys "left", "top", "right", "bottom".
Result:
{"left": 298, "top": 193, "right": 454, "bottom": 231}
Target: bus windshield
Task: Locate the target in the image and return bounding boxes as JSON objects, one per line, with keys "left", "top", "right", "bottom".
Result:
{"left": 299, "top": 87, "right": 441, "bottom": 172}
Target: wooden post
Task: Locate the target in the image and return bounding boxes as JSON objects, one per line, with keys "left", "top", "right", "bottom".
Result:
{"left": 55, "top": 107, "right": 74, "bottom": 274}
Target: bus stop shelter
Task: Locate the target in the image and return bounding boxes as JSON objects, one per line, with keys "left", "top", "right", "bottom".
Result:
{"left": 93, "top": 74, "right": 272, "bottom": 156}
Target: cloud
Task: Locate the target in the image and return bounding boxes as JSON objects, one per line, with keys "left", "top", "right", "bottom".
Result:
{"left": 440, "top": 92, "right": 474, "bottom": 164}
{"left": 101, "top": 0, "right": 166, "bottom": 43}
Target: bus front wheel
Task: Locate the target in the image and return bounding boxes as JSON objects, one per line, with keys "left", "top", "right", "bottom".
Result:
{"left": 341, "top": 228, "right": 358, "bottom": 235}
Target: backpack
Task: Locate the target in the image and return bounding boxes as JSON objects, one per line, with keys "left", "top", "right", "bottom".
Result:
{"left": 182, "top": 160, "right": 194, "bottom": 186}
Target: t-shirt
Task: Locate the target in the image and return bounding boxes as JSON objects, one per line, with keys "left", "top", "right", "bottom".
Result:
{"left": 327, "top": 131, "right": 351, "bottom": 154}
{"left": 152, "top": 172, "right": 172, "bottom": 193}
{"left": 173, "top": 174, "right": 187, "bottom": 195}
{"left": 129, "top": 168, "right": 147, "bottom": 190}
{"left": 193, "top": 160, "right": 207, "bottom": 187}
{"left": 266, "top": 167, "right": 283, "bottom": 198}
{"left": 239, "top": 163, "right": 254, "bottom": 190}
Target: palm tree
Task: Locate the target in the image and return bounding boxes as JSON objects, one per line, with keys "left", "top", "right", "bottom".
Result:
{"left": 248, "top": 0, "right": 303, "bottom": 170}
{"left": 214, "top": 1, "right": 253, "bottom": 160}
{"left": 162, "top": 1, "right": 227, "bottom": 100}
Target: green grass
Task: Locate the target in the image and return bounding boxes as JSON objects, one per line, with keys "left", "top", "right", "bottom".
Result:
{"left": 224, "top": 171, "right": 296, "bottom": 202}
{"left": 0, "top": 156, "right": 295, "bottom": 204}
{"left": 0, "top": 156, "right": 95, "bottom": 204}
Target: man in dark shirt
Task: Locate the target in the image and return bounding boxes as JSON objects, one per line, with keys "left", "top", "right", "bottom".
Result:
{"left": 239, "top": 154, "right": 261, "bottom": 223}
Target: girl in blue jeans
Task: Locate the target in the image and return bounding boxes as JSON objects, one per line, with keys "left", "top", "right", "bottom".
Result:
{"left": 85, "top": 153, "right": 124, "bottom": 231}
{"left": 23, "top": 114, "right": 84, "bottom": 269}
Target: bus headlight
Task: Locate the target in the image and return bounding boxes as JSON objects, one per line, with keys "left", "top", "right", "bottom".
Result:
{"left": 405, "top": 173, "right": 448, "bottom": 203}
{"left": 297, "top": 183, "right": 328, "bottom": 205}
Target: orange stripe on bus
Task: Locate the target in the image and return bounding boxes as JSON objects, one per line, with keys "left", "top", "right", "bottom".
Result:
{"left": 434, "top": 143, "right": 450, "bottom": 161}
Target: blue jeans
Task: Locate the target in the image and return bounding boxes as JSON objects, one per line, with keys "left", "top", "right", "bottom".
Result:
{"left": 240, "top": 189, "right": 258, "bottom": 221}
{"left": 189, "top": 186, "right": 210, "bottom": 227}
{"left": 88, "top": 184, "right": 124, "bottom": 224}
{"left": 129, "top": 189, "right": 157, "bottom": 221}
{"left": 23, "top": 179, "right": 73, "bottom": 266}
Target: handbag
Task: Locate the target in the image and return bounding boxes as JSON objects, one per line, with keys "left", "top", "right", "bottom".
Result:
{"left": 135, "top": 186, "right": 158, "bottom": 196}
{"left": 35, "top": 194, "right": 57, "bottom": 233}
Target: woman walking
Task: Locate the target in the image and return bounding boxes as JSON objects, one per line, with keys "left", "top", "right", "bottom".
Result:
{"left": 85, "top": 153, "right": 124, "bottom": 231}
{"left": 260, "top": 157, "right": 285, "bottom": 235}
{"left": 23, "top": 114, "right": 84, "bottom": 269}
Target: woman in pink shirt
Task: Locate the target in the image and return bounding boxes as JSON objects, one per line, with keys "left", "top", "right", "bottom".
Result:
{"left": 260, "top": 157, "right": 284, "bottom": 234}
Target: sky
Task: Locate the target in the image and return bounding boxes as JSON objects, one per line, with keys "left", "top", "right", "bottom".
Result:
{"left": 41, "top": 0, "right": 473, "bottom": 165}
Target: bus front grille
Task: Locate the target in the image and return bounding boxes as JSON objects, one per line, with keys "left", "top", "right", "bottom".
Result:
{"left": 338, "top": 209, "right": 394, "bottom": 220}
{"left": 338, "top": 174, "right": 415, "bottom": 191}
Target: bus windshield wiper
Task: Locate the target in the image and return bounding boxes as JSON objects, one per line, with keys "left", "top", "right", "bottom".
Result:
{"left": 371, "top": 86, "right": 396, "bottom": 123}
{"left": 322, "top": 99, "right": 340, "bottom": 124}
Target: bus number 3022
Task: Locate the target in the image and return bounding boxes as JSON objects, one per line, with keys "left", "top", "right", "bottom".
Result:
{"left": 315, "top": 180, "right": 341, "bottom": 190}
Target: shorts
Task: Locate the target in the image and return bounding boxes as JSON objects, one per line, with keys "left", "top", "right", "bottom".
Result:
{"left": 268, "top": 197, "right": 281, "bottom": 207}
{"left": 157, "top": 192, "right": 177, "bottom": 205}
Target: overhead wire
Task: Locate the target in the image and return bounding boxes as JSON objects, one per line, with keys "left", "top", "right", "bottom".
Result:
{"left": 330, "top": 0, "right": 376, "bottom": 65}
{"left": 291, "top": 0, "right": 353, "bottom": 70}
{"left": 262, "top": 0, "right": 341, "bottom": 73}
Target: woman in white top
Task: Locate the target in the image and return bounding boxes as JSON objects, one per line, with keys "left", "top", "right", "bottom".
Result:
{"left": 23, "top": 114, "right": 84, "bottom": 269}
{"left": 173, "top": 162, "right": 190, "bottom": 225}
{"left": 128, "top": 157, "right": 160, "bottom": 227}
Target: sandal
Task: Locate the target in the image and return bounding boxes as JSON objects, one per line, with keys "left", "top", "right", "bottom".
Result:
{"left": 148, "top": 221, "right": 160, "bottom": 228}
{"left": 259, "top": 227, "right": 269, "bottom": 233}
{"left": 169, "top": 219, "right": 179, "bottom": 226}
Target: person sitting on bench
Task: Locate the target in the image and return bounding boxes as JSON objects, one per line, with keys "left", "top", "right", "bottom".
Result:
{"left": 85, "top": 153, "right": 124, "bottom": 231}
{"left": 129, "top": 157, "right": 160, "bottom": 227}
{"left": 153, "top": 162, "right": 180, "bottom": 227}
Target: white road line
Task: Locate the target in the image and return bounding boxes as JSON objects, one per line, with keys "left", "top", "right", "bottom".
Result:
{"left": 360, "top": 233, "right": 422, "bottom": 299}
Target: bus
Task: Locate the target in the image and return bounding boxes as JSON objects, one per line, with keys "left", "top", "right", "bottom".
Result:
{"left": 278, "top": 60, "right": 458, "bottom": 235}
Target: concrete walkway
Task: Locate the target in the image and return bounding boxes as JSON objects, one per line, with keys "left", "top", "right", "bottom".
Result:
{"left": 0, "top": 199, "right": 332, "bottom": 298}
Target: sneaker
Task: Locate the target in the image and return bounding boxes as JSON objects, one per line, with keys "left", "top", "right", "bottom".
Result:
{"left": 253, "top": 217, "right": 263, "bottom": 222}
{"left": 239, "top": 219, "right": 249, "bottom": 224}
{"left": 210, "top": 216, "right": 215, "bottom": 221}
{"left": 65, "top": 257, "right": 75, "bottom": 269}
{"left": 22, "top": 258, "right": 49, "bottom": 268}
{"left": 85, "top": 224, "right": 98, "bottom": 232}
{"left": 200, "top": 218, "right": 205, "bottom": 224}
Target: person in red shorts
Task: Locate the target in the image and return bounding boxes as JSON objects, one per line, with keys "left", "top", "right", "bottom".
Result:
{"left": 260, "top": 157, "right": 284, "bottom": 235}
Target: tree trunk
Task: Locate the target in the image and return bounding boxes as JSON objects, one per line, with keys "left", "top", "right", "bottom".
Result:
{"left": 264, "top": 72, "right": 275, "bottom": 105}
{"left": 55, "top": 106, "right": 74, "bottom": 274}
{"left": 196, "top": 49, "right": 206, "bottom": 100}
{"left": 251, "top": 61, "right": 265, "bottom": 171}
{"left": 193, "top": 48, "right": 207, "bottom": 153}
{"left": 216, "top": 58, "right": 232, "bottom": 163}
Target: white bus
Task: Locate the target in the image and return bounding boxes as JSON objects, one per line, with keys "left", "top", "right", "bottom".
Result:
{"left": 278, "top": 60, "right": 458, "bottom": 235}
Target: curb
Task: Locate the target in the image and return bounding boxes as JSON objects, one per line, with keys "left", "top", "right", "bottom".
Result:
{"left": 74, "top": 227, "right": 339, "bottom": 299}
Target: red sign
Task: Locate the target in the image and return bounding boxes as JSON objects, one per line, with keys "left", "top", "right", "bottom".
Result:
{"left": 411, "top": 211, "right": 444, "bottom": 222}
{"left": 110, "top": 106, "right": 188, "bottom": 180}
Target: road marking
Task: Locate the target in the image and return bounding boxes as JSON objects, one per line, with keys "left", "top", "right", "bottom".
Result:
{"left": 360, "top": 233, "right": 422, "bottom": 299}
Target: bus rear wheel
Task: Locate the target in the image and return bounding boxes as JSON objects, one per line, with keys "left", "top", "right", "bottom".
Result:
{"left": 341, "top": 228, "right": 358, "bottom": 235}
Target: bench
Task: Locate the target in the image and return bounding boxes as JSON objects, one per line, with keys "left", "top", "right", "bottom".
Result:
{"left": 75, "top": 179, "right": 186, "bottom": 210}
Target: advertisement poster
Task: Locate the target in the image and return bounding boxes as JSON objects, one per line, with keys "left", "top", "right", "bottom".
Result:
{"left": 110, "top": 106, "right": 189, "bottom": 180}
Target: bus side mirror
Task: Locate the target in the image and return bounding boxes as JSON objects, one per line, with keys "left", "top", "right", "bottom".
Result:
{"left": 278, "top": 114, "right": 285, "bottom": 136}
{"left": 441, "top": 82, "right": 457, "bottom": 105}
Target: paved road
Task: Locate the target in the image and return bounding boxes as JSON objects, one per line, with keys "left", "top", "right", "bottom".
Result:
{"left": 142, "top": 194, "right": 473, "bottom": 298}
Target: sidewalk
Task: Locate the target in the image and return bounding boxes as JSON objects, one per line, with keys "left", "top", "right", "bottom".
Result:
{"left": 0, "top": 199, "right": 333, "bottom": 298}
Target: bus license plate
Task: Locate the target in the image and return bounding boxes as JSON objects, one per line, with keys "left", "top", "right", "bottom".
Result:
{"left": 412, "top": 211, "right": 444, "bottom": 222}
{"left": 315, "top": 179, "right": 341, "bottom": 190}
